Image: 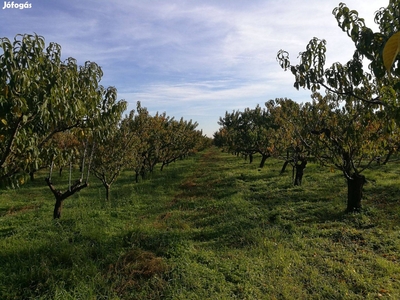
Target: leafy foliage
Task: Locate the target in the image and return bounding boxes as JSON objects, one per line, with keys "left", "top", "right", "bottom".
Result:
{"left": 217, "top": 104, "right": 283, "bottom": 168}
{"left": 275, "top": 1, "right": 400, "bottom": 211}
{"left": 0, "top": 34, "right": 126, "bottom": 186}
{"left": 89, "top": 101, "right": 208, "bottom": 201}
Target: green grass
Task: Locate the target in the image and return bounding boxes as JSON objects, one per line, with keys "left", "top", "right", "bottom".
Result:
{"left": 1, "top": 147, "right": 400, "bottom": 299}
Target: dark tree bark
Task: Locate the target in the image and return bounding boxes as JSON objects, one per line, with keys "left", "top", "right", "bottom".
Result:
{"left": 105, "top": 183, "right": 110, "bottom": 201}
{"left": 259, "top": 154, "right": 270, "bottom": 168}
{"left": 150, "top": 161, "right": 157, "bottom": 172}
{"left": 280, "top": 160, "right": 292, "bottom": 174}
{"left": 140, "top": 165, "right": 146, "bottom": 180}
{"left": 160, "top": 158, "right": 175, "bottom": 171}
{"left": 45, "top": 177, "right": 88, "bottom": 219}
{"left": 293, "top": 160, "right": 307, "bottom": 186}
{"left": 382, "top": 150, "right": 393, "bottom": 165}
{"left": 346, "top": 174, "right": 366, "bottom": 212}
{"left": 53, "top": 198, "right": 63, "bottom": 219}
{"left": 135, "top": 172, "right": 139, "bottom": 183}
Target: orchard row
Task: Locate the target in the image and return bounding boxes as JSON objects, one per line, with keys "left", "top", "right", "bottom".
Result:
{"left": 215, "top": 1, "right": 400, "bottom": 213}
{"left": 0, "top": 34, "right": 210, "bottom": 218}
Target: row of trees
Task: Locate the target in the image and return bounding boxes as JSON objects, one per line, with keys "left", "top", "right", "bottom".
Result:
{"left": 0, "top": 34, "right": 209, "bottom": 218}
{"left": 89, "top": 101, "right": 209, "bottom": 203}
{"left": 44, "top": 101, "right": 208, "bottom": 219}
{"left": 214, "top": 98, "right": 310, "bottom": 183}
{"left": 216, "top": 0, "right": 400, "bottom": 212}
{"left": 215, "top": 93, "right": 397, "bottom": 212}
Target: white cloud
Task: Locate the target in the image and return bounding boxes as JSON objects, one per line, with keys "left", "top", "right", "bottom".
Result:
{"left": 1, "top": 0, "right": 388, "bottom": 136}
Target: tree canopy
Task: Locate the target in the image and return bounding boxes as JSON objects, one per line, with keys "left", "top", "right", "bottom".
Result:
{"left": 274, "top": 1, "right": 400, "bottom": 211}
{"left": 0, "top": 34, "right": 126, "bottom": 186}
{"left": 276, "top": 0, "right": 400, "bottom": 121}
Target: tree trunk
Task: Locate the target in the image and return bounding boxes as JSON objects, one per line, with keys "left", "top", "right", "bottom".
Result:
{"left": 259, "top": 154, "right": 270, "bottom": 168}
{"left": 160, "top": 162, "right": 166, "bottom": 171}
{"left": 46, "top": 177, "right": 88, "bottom": 219}
{"left": 280, "top": 160, "right": 292, "bottom": 174}
{"left": 53, "top": 198, "right": 63, "bottom": 219}
{"left": 382, "top": 150, "right": 393, "bottom": 165}
{"left": 346, "top": 174, "right": 366, "bottom": 212}
{"left": 105, "top": 184, "right": 110, "bottom": 201}
{"left": 150, "top": 161, "right": 157, "bottom": 173}
{"left": 29, "top": 171, "right": 35, "bottom": 181}
{"left": 135, "top": 172, "right": 139, "bottom": 183}
{"left": 140, "top": 166, "right": 146, "bottom": 180}
{"left": 293, "top": 160, "right": 307, "bottom": 186}
{"left": 249, "top": 154, "right": 253, "bottom": 164}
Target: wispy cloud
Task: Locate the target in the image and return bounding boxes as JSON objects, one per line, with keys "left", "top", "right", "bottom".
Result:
{"left": 0, "top": 0, "right": 388, "bottom": 136}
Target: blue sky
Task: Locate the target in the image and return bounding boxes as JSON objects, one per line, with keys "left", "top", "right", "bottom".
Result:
{"left": 1, "top": 0, "right": 387, "bottom": 136}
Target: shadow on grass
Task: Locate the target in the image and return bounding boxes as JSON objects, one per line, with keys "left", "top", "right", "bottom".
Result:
{"left": 0, "top": 220, "right": 172, "bottom": 299}
{"left": 4, "top": 149, "right": 399, "bottom": 298}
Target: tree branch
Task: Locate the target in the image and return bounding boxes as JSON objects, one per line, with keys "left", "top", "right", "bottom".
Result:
{"left": 318, "top": 81, "right": 384, "bottom": 105}
{"left": 38, "top": 121, "right": 81, "bottom": 148}
{"left": 45, "top": 177, "right": 88, "bottom": 201}
{"left": 0, "top": 115, "right": 23, "bottom": 169}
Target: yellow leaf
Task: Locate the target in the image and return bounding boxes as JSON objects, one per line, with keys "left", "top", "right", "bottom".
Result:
{"left": 330, "top": 166, "right": 335, "bottom": 173}
{"left": 1, "top": 119, "right": 7, "bottom": 125}
{"left": 12, "top": 106, "right": 22, "bottom": 117}
{"left": 383, "top": 31, "right": 400, "bottom": 75}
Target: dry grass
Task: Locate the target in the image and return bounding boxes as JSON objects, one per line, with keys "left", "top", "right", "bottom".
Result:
{"left": 107, "top": 249, "right": 168, "bottom": 297}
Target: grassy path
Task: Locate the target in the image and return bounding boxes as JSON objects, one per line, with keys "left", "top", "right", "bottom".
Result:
{"left": 155, "top": 147, "right": 400, "bottom": 299}
{"left": 1, "top": 147, "right": 400, "bottom": 299}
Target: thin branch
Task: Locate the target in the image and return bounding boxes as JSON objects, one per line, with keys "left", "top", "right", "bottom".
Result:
{"left": 38, "top": 121, "right": 81, "bottom": 149}
{"left": 86, "top": 142, "right": 95, "bottom": 184}
{"left": 342, "top": 169, "right": 353, "bottom": 180}
{"left": 45, "top": 177, "right": 88, "bottom": 201}
{"left": 0, "top": 115, "right": 23, "bottom": 168}
{"left": 358, "top": 156, "right": 378, "bottom": 174}
{"left": 49, "top": 159, "right": 54, "bottom": 181}
{"left": 318, "top": 81, "right": 384, "bottom": 105}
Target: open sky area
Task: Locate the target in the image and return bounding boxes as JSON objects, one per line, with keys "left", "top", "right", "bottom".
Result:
{"left": 1, "top": 0, "right": 388, "bottom": 136}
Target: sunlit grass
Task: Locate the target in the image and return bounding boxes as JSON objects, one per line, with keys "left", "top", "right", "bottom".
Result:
{"left": 1, "top": 148, "right": 400, "bottom": 299}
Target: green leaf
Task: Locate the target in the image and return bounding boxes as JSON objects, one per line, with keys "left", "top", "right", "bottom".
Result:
{"left": 383, "top": 31, "right": 400, "bottom": 75}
